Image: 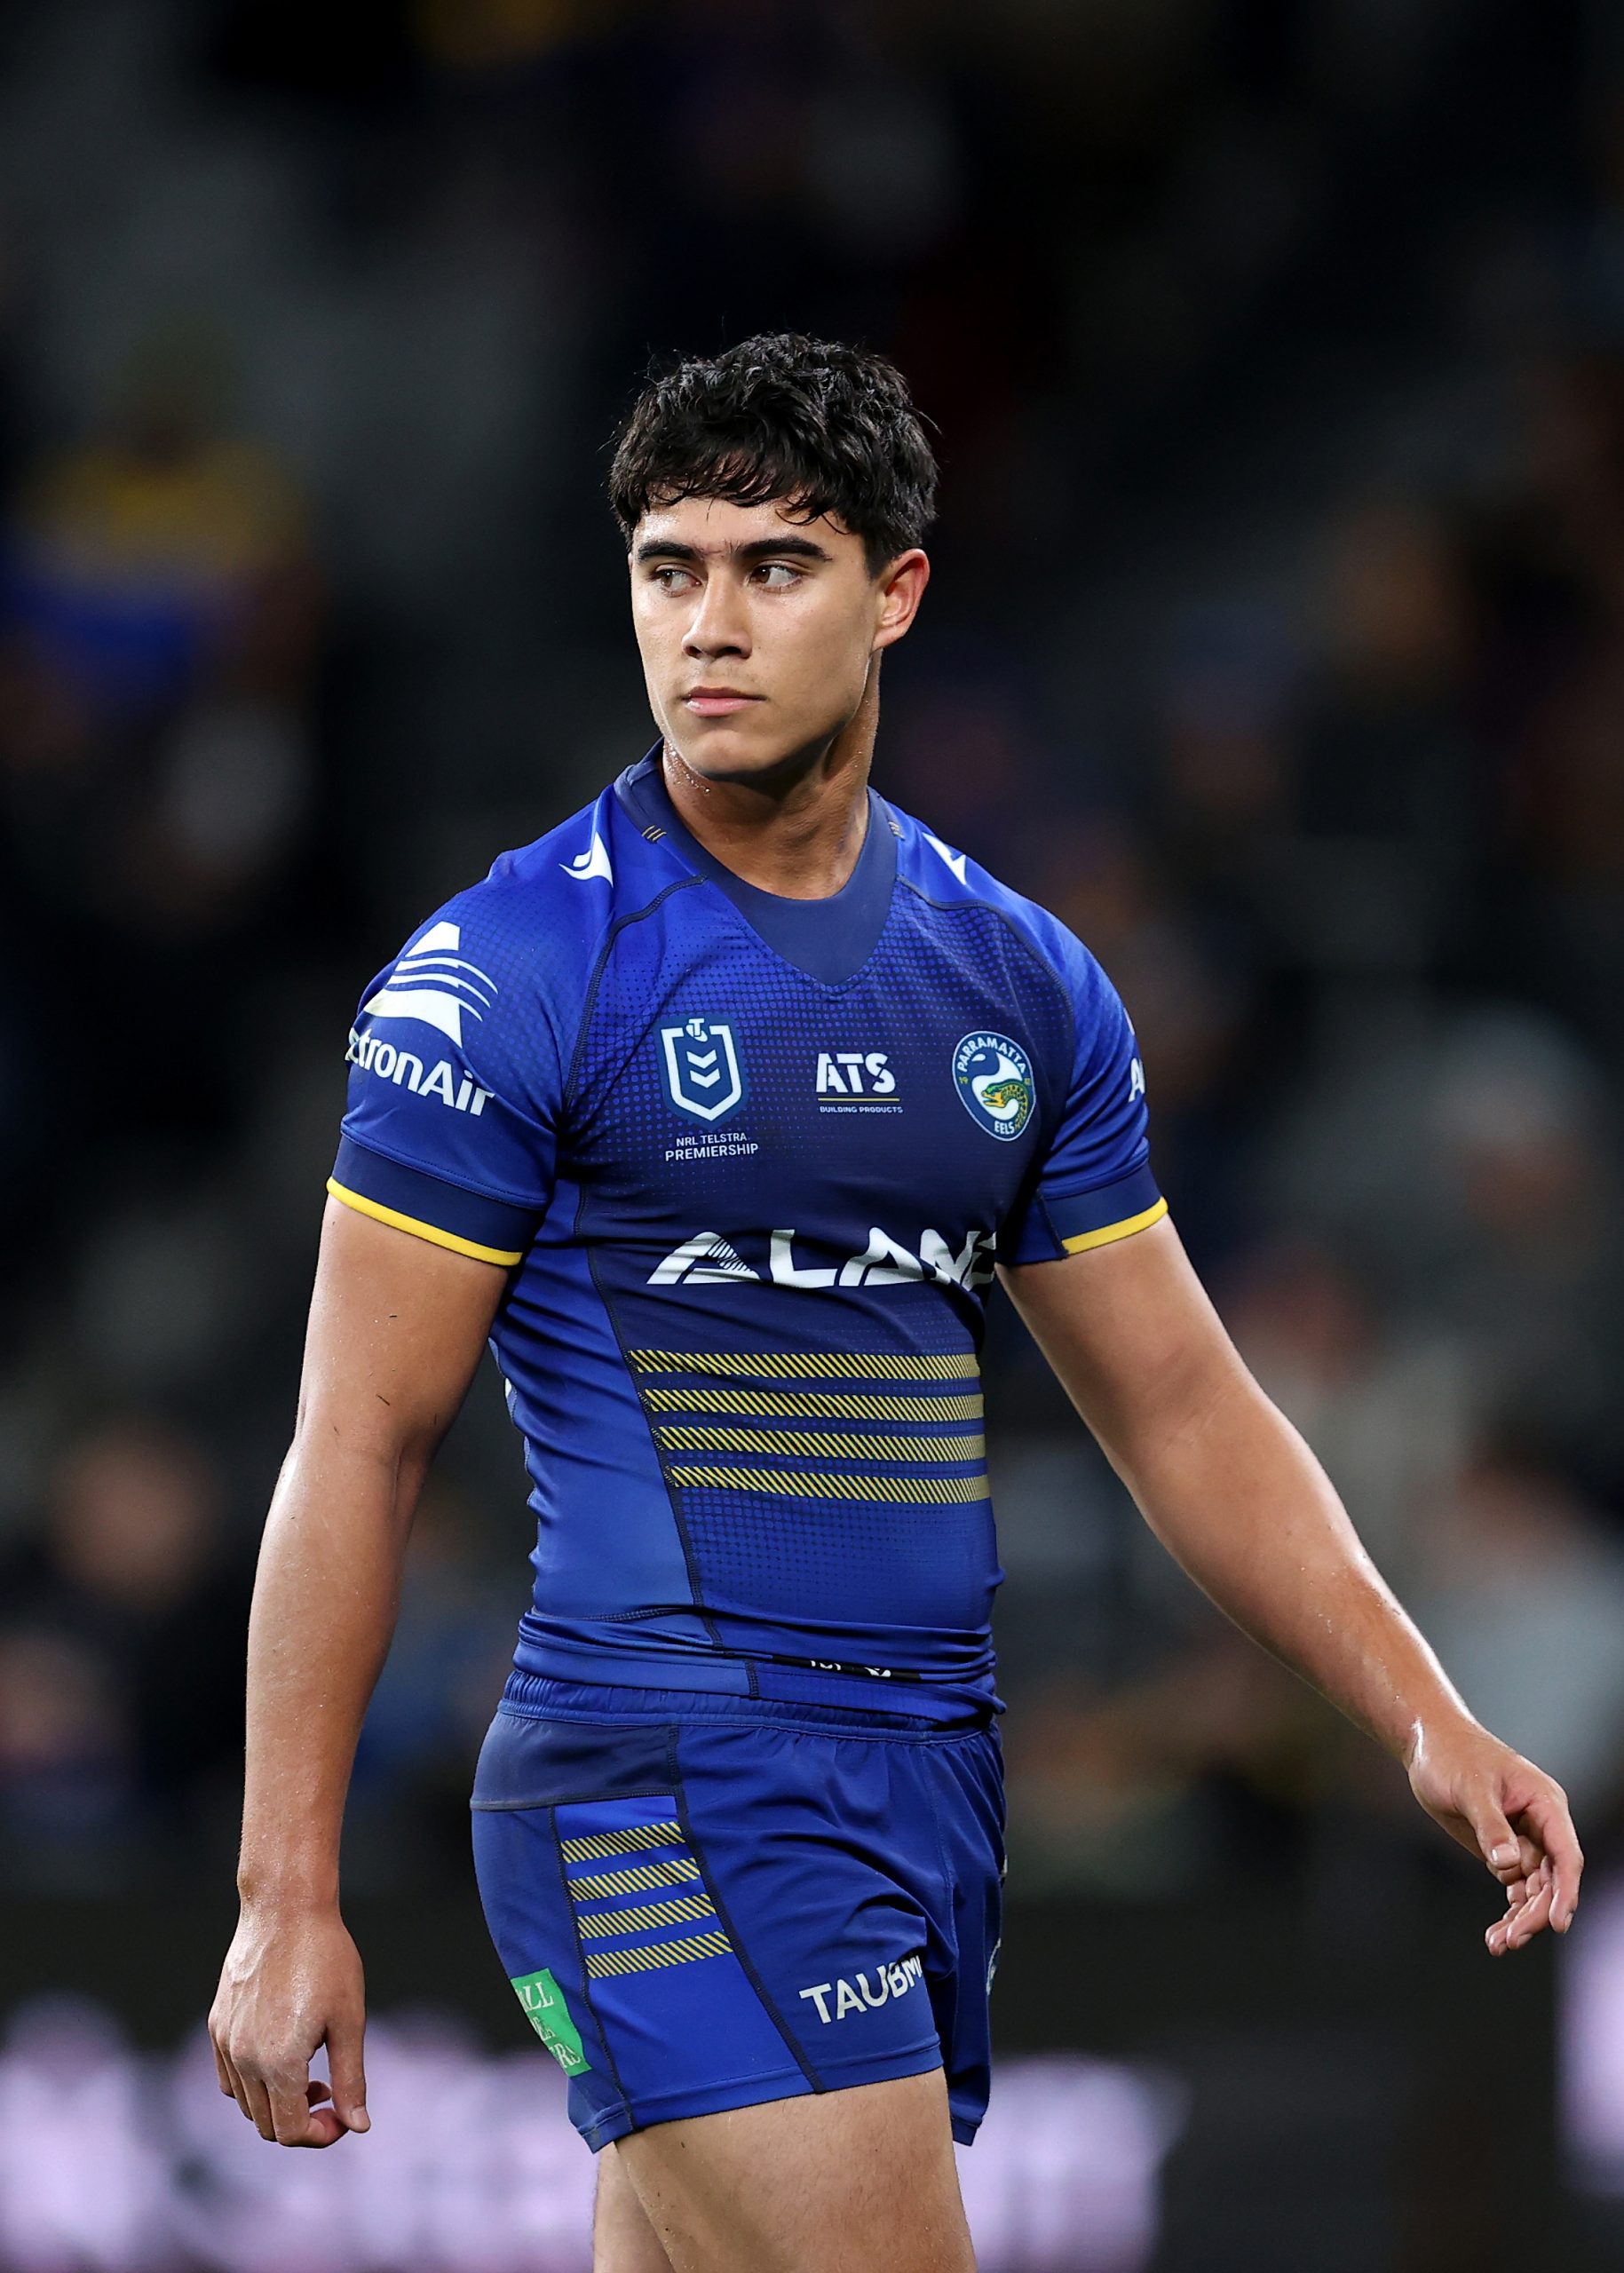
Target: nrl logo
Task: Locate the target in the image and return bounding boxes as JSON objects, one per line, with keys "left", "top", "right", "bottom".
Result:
{"left": 660, "top": 1015, "right": 746, "bottom": 1125}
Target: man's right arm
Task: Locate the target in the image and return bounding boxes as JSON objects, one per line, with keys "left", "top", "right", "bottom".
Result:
{"left": 210, "top": 1197, "right": 508, "bottom": 2149}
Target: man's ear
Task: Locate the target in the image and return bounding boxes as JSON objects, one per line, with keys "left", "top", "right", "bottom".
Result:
{"left": 873, "top": 549, "right": 931, "bottom": 653}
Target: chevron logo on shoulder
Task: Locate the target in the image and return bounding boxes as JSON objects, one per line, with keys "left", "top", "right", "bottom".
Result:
{"left": 561, "top": 828, "right": 613, "bottom": 884}
{"left": 660, "top": 1016, "right": 746, "bottom": 1124}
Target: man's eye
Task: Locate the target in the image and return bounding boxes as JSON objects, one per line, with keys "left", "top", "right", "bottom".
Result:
{"left": 653, "top": 566, "right": 695, "bottom": 590}
{"left": 753, "top": 563, "right": 802, "bottom": 588}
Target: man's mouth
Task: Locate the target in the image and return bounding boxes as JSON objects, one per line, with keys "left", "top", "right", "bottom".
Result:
{"left": 683, "top": 689, "right": 762, "bottom": 717}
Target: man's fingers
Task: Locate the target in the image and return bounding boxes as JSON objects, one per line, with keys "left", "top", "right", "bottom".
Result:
{"left": 239, "top": 2070, "right": 279, "bottom": 2141}
{"left": 218, "top": 2046, "right": 255, "bottom": 2124}
{"left": 1517, "top": 1786, "right": 1584, "bottom": 1930}
{"left": 265, "top": 2064, "right": 323, "bottom": 2148}
{"left": 326, "top": 2019, "right": 370, "bottom": 2135}
{"left": 1505, "top": 1878, "right": 1555, "bottom": 1951}
{"left": 1466, "top": 1793, "right": 1524, "bottom": 1880}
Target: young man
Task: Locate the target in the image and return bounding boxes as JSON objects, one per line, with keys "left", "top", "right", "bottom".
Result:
{"left": 210, "top": 336, "right": 1582, "bottom": 2273}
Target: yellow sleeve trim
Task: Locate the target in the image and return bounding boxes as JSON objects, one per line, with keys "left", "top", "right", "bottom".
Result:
{"left": 325, "top": 1178, "right": 523, "bottom": 1267}
{"left": 1060, "top": 1196, "right": 1169, "bottom": 1255}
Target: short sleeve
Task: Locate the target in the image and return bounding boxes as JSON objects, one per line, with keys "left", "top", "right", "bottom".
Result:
{"left": 327, "top": 900, "right": 561, "bottom": 1267}
{"left": 1002, "top": 931, "right": 1165, "bottom": 1265}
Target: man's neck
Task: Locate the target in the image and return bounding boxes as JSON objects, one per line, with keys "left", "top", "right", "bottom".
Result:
{"left": 659, "top": 677, "right": 877, "bottom": 900}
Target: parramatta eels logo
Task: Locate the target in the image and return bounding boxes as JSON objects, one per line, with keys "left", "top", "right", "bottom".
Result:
{"left": 953, "top": 1030, "right": 1035, "bottom": 1142}
{"left": 661, "top": 1015, "right": 747, "bottom": 1125}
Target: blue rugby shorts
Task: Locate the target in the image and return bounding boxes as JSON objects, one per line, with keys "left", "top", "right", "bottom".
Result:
{"left": 470, "top": 1673, "right": 1005, "bottom": 2151}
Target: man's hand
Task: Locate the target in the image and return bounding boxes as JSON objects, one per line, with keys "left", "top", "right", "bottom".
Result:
{"left": 210, "top": 1904, "right": 369, "bottom": 2147}
{"left": 1405, "top": 1718, "right": 1584, "bottom": 1956}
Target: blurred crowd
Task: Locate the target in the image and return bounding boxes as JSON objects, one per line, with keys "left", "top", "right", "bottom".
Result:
{"left": 2, "top": 0, "right": 1622, "bottom": 1902}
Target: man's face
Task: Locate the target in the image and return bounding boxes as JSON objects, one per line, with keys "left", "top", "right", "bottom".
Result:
{"left": 629, "top": 495, "right": 928, "bottom": 782}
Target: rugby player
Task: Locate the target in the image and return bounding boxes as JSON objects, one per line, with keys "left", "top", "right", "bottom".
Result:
{"left": 210, "top": 337, "right": 1583, "bottom": 2272}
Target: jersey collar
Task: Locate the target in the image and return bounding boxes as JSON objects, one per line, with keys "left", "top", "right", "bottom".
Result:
{"left": 614, "top": 747, "right": 898, "bottom": 986}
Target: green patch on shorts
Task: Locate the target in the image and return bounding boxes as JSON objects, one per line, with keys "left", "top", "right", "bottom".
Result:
{"left": 511, "top": 1967, "right": 590, "bottom": 2075}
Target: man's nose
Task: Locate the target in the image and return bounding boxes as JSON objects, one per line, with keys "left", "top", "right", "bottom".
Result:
{"left": 684, "top": 576, "right": 750, "bottom": 658}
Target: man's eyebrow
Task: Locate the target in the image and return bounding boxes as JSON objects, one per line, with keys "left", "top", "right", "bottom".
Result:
{"left": 633, "top": 535, "right": 835, "bottom": 565}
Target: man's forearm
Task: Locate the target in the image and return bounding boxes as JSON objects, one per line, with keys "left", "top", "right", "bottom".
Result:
{"left": 236, "top": 1428, "right": 428, "bottom": 1911}
{"left": 1101, "top": 1360, "right": 1472, "bottom": 1765}
{"left": 1002, "top": 1231, "right": 1582, "bottom": 1952}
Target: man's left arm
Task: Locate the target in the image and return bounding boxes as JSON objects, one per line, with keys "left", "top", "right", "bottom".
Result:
{"left": 1000, "top": 1216, "right": 1583, "bottom": 1954}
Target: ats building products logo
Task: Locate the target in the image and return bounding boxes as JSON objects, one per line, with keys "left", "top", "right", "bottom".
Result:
{"left": 661, "top": 1016, "right": 746, "bottom": 1124}
{"left": 815, "top": 1050, "right": 899, "bottom": 1111}
{"left": 953, "top": 1031, "right": 1035, "bottom": 1142}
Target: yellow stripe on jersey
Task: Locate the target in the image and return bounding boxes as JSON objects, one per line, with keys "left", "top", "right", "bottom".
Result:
{"left": 629, "top": 1350, "right": 978, "bottom": 1382}
{"left": 640, "top": 1386, "right": 985, "bottom": 1422}
{"left": 654, "top": 1424, "right": 986, "bottom": 1463}
{"left": 585, "top": 1931, "right": 733, "bottom": 1978}
{"left": 559, "top": 1820, "right": 683, "bottom": 1865}
{"left": 576, "top": 1893, "right": 717, "bottom": 1939}
{"left": 566, "top": 1857, "right": 703, "bottom": 1901}
{"left": 666, "top": 1466, "right": 992, "bottom": 1504}
{"left": 1060, "top": 1197, "right": 1169, "bottom": 1255}
{"left": 325, "top": 1179, "right": 524, "bottom": 1267}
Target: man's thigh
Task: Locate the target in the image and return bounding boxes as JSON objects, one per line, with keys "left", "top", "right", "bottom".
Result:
{"left": 606, "top": 2068, "right": 975, "bottom": 2273}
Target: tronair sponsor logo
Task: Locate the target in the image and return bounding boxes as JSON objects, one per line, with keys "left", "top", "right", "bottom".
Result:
{"left": 799, "top": 1953, "right": 924, "bottom": 2024}
{"left": 815, "top": 1050, "right": 899, "bottom": 1111}
{"left": 648, "top": 1225, "right": 995, "bottom": 1291}
{"left": 347, "top": 1028, "right": 492, "bottom": 1114}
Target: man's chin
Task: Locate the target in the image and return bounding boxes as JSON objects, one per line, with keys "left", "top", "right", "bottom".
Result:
{"left": 662, "top": 721, "right": 828, "bottom": 786}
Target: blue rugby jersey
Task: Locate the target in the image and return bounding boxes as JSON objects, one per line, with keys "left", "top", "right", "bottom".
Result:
{"left": 329, "top": 752, "right": 1164, "bottom": 1716}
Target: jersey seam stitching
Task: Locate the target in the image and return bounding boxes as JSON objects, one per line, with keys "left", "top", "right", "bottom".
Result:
{"left": 562, "top": 875, "right": 706, "bottom": 1117}
{"left": 669, "top": 1738, "right": 826, "bottom": 2094}
{"left": 679, "top": 871, "right": 900, "bottom": 995}
{"left": 1036, "top": 1158, "right": 1156, "bottom": 1200}
{"left": 895, "top": 876, "right": 1089, "bottom": 1161}
{"left": 583, "top": 1239, "right": 729, "bottom": 1654}
{"left": 471, "top": 1786, "right": 673, "bottom": 1811}
{"left": 620, "top": 766, "right": 899, "bottom": 994}
{"left": 547, "top": 1801, "right": 636, "bottom": 2114}
{"left": 335, "top": 1129, "right": 547, "bottom": 1217}
{"left": 894, "top": 877, "right": 1073, "bottom": 1024}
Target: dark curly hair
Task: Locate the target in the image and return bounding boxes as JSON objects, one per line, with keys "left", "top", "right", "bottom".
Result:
{"left": 607, "top": 334, "right": 938, "bottom": 575}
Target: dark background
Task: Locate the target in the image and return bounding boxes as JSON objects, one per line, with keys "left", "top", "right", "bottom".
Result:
{"left": 2, "top": 3, "right": 1623, "bottom": 2267}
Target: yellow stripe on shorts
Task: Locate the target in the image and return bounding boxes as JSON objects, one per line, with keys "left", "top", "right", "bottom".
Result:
{"left": 566, "top": 1857, "right": 702, "bottom": 1901}
{"left": 585, "top": 1930, "right": 733, "bottom": 1978}
{"left": 577, "top": 1894, "right": 717, "bottom": 1939}
{"left": 559, "top": 1820, "right": 684, "bottom": 1865}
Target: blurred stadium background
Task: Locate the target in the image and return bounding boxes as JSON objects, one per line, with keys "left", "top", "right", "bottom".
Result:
{"left": 2, "top": 2, "right": 1623, "bottom": 2266}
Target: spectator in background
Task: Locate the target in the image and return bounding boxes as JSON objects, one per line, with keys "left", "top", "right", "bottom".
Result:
{"left": 0, "top": 1629, "right": 134, "bottom": 1887}
{"left": 0, "top": 1421, "right": 250, "bottom": 1857}
{"left": 0, "top": 324, "right": 328, "bottom": 1283}
{"left": 0, "top": 317, "right": 320, "bottom": 929}
{"left": 3, "top": 319, "right": 313, "bottom": 733}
